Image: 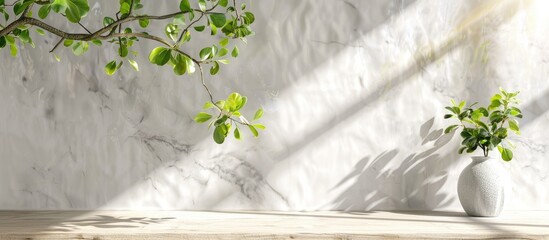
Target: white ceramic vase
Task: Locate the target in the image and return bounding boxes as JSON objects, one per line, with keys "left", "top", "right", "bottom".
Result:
{"left": 457, "top": 156, "right": 508, "bottom": 217}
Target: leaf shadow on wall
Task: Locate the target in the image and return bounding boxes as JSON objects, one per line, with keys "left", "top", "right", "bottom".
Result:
{"left": 265, "top": 0, "right": 532, "bottom": 212}
{"left": 329, "top": 118, "right": 455, "bottom": 211}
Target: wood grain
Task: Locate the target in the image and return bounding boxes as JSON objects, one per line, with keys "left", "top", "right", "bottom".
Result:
{"left": 0, "top": 211, "right": 547, "bottom": 239}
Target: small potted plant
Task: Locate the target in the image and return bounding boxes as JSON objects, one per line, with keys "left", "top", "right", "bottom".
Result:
{"left": 443, "top": 88, "right": 522, "bottom": 217}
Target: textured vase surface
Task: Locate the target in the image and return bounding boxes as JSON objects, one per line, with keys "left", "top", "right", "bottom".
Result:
{"left": 457, "top": 156, "right": 508, "bottom": 217}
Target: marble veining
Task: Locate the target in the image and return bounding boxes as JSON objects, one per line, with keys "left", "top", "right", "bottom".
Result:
{"left": 0, "top": 0, "right": 548, "bottom": 211}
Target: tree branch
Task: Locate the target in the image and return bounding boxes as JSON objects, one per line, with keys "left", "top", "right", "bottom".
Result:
{"left": 0, "top": 11, "right": 187, "bottom": 39}
{"left": 77, "top": 22, "right": 92, "bottom": 34}
{"left": 232, "top": 0, "right": 241, "bottom": 23}
{"left": 176, "top": 12, "right": 204, "bottom": 44}
{"left": 49, "top": 37, "right": 64, "bottom": 53}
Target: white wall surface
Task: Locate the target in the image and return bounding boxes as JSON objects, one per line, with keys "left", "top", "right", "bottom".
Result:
{"left": 0, "top": 0, "right": 548, "bottom": 211}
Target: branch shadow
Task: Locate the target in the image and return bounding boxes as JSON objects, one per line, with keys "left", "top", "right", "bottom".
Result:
{"left": 329, "top": 117, "right": 455, "bottom": 211}
{"left": 0, "top": 211, "right": 174, "bottom": 233}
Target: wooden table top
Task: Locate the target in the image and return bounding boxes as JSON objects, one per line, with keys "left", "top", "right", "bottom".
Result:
{"left": 0, "top": 210, "right": 548, "bottom": 239}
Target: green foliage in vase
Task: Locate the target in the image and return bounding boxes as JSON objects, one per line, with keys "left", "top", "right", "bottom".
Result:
{"left": 0, "top": 0, "right": 263, "bottom": 144}
{"left": 443, "top": 88, "right": 522, "bottom": 161}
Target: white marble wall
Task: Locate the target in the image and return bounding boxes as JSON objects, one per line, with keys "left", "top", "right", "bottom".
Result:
{"left": 0, "top": 0, "right": 548, "bottom": 211}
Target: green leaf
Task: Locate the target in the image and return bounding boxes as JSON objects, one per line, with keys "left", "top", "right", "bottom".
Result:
{"left": 116, "top": 60, "right": 123, "bottom": 70}
{"left": 13, "top": 0, "right": 32, "bottom": 15}
{"left": 508, "top": 119, "right": 520, "bottom": 134}
{"left": 494, "top": 127, "right": 508, "bottom": 139}
{"left": 219, "top": 0, "right": 228, "bottom": 7}
{"left": 466, "top": 147, "right": 476, "bottom": 153}
{"left": 473, "top": 120, "right": 489, "bottom": 131}
{"left": 509, "top": 107, "right": 521, "bottom": 117}
{"left": 443, "top": 114, "right": 453, "bottom": 119}
{"left": 489, "top": 111, "right": 503, "bottom": 123}
{"left": 248, "top": 125, "right": 259, "bottom": 137}
{"left": 9, "top": 43, "right": 17, "bottom": 57}
{"left": 128, "top": 59, "right": 139, "bottom": 71}
{"left": 72, "top": 41, "right": 88, "bottom": 56}
{"left": 203, "top": 102, "right": 215, "bottom": 109}
{"left": 226, "top": 92, "right": 241, "bottom": 111}
{"left": 103, "top": 16, "right": 115, "bottom": 27}
{"left": 458, "top": 146, "right": 467, "bottom": 154}
{"left": 5, "top": 35, "right": 15, "bottom": 45}
{"left": 214, "top": 116, "right": 228, "bottom": 127}
{"left": 35, "top": 28, "right": 45, "bottom": 35}
{"left": 0, "top": 36, "right": 6, "bottom": 48}
{"left": 180, "top": 30, "right": 191, "bottom": 42}
{"left": 462, "top": 137, "right": 477, "bottom": 148}
{"left": 38, "top": 5, "right": 51, "bottom": 19}
{"left": 210, "top": 13, "right": 226, "bottom": 28}
{"left": 118, "top": 44, "right": 128, "bottom": 57}
{"left": 234, "top": 127, "right": 241, "bottom": 140}
{"left": 210, "top": 61, "right": 219, "bottom": 75}
{"left": 120, "top": 2, "right": 130, "bottom": 15}
{"left": 18, "top": 30, "right": 31, "bottom": 43}
{"left": 253, "top": 108, "right": 263, "bottom": 121}
{"left": 165, "top": 23, "right": 179, "bottom": 42}
{"left": 198, "top": 0, "right": 206, "bottom": 11}
{"left": 242, "top": 11, "right": 255, "bottom": 24}
{"left": 199, "top": 47, "right": 212, "bottom": 60}
{"left": 213, "top": 124, "right": 229, "bottom": 144}
{"left": 91, "top": 39, "right": 102, "bottom": 46}
{"left": 219, "top": 37, "right": 229, "bottom": 47}
{"left": 188, "top": 10, "right": 195, "bottom": 21}
{"left": 252, "top": 123, "right": 266, "bottom": 130}
{"left": 498, "top": 146, "right": 513, "bottom": 161}
{"left": 215, "top": 100, "right": 226, "bottom": 110}
{"left": 179, "top": 0, "right": 191, "bottom": 12}
{"left": 194, "top": 25, "right": 205, "bottom": 32}
{"left": 445, "top": 106, "right": 457, "bottom": 114}
{"left": 210, "top": 22, "right": 217, "bottom": 35}
{"left": 139, "top": 18, "right": 150, "bottom": 28}
{"left": 173, "top": 54, "right": 187, "bottom": 75}
{"left": 1, "top": 10, "right": 8, "bottom": 22}
{"left": 53, "top": 53, "right": 61, "bottom": 62}
{"left": 55, "top": 0, "right": 90, "bottom": 23}
{"left": 444, "top": 125, "right": 458, "bottom": 134}
{"left": 63, "top": 39, "right": 74, "bottom": 47}
{"left": 172, "top": 13, "right": 185, "bottom": 25}
{"left": 218, "top": 48, "right": 228, "bottom": 57}
{"left": 478, "top": 107, "right": 489, "bottom": 117}
{"left": 489, "top": 99, "right": 501, "bottom": 110}
{"left": 105, "top": 60, "right": 117, "bottom": 75}
{"left": 231, "top": 45, "right": 239, "bottom": 57}
{"left": 490, "top": 136, "right": 501, "bottom": 147}
{"left": 148, "top": 47, "right": 172, "bottom": 66}
{"left": 51, "top": 0, "right": 65, "bottom": 12}
{"left": 240, "top": 97, "right": 247, "bottom": 109}
{"left": 185, "top": 55, "right": 195, "bottom": 73}
{"left": 217, "top": 59, "right": 229, "bottom": 64}
{"left": 194, "top": 112, "right": 212, "bottom": 123}
{"left": 471, "top": 110, "right": 483, "bottom": 121}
